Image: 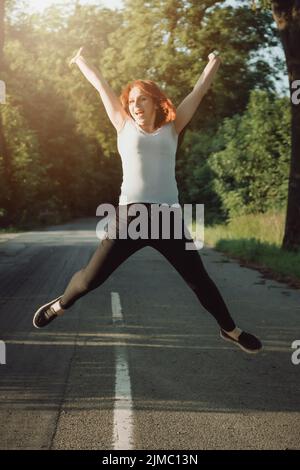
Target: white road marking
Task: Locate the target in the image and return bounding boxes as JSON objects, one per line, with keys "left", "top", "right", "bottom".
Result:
{"left": 111, "top": 292, "right": 134, "bottom": 450}
{"left": 111, "top": 291, "right": 123, "bottom": 324}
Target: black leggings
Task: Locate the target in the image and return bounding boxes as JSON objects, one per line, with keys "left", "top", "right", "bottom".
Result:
{"left": 60, "top": 203, "right": 235, "bottom": 331}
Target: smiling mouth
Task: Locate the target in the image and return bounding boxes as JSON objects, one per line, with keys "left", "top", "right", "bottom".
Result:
{"left": 135, "top": 112, "right": 144, "bottom": 116}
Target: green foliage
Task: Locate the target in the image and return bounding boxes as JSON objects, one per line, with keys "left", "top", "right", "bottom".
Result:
{"left": 208, "top": 90, "right": 291, "bottom": 218}
{"left": 0, "top": 95, "right": 45, "bottom": 224}
{"left": 105, "top": 0, "right": 278, "bottom": 129}
{"left": 2, "top": 3, "right": 123, "bottom": 226}
{"left": 251, "top": 0, "right": 272, "bottom": 10}
{"left": 176, "top": 128, "right": 227, "bottom": 223}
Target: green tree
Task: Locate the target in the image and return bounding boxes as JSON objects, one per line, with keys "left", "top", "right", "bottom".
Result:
{"left": 208, "top": 89, "right": 291, "bottom": 218}
{"left": 4, "top": 3, "right": 123, "bottom": 223}
{"left": 252, "top": 0, "right": 300, "bottom": 250}
{"left": 104, "top": 0, "right": 278, "bottom": 130}
{"left": 0, "top": 0, "right": 14, "bottom": 226}
{"left": 0, "top": 96, "right": 46, "bottom": 224}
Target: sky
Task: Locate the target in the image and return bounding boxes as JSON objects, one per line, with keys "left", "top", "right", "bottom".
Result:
{"left": 24, "top": 0, "right": 237, "bottom": 11}
{"left": 23, "top": 0, "right": 124, "bottom": 13}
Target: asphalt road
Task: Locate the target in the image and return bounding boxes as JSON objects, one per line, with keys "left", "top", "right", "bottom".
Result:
{"left": 0, "top": 217, "right": 299, "bottom": 450}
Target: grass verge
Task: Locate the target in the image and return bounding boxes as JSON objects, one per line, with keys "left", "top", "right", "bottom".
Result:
{"left": 199, "top": 211, "right": 300, "bottom": 289}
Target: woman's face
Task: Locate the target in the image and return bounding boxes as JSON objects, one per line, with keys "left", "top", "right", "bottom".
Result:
{"left": 128, "top": 87, "right": 157, "bottom": 124}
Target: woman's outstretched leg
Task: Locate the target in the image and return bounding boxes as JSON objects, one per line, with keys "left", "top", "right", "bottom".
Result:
{"left": 152, "top": 237, "right": 236, "bottom": 331}
{"left": 150, "top": 233, "right": 262, "bottom": 353}
{"left": 60, "top": 236, "right": 144, "bottom": 308}
{"left": 33, "top": 235, "right": 145, "bottom": 328}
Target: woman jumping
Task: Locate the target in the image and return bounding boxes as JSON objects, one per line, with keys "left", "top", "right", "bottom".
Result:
{"left": 33, "top": 47, "right": 262, "bottom": 354}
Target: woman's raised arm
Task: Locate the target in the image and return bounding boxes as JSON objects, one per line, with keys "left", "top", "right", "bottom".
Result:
{"left": 173, "top": 51, "right": 221, "bottom": 135}
{"left": 69, "top": 47, "right": 127, "bottom": 132}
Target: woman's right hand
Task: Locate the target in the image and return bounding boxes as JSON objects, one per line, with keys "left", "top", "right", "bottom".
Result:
{"left": 69, "top": 47, "right": 84, "bottom": 67}
{"left": 208, "top": 50, "right": 221, "bottom": 63}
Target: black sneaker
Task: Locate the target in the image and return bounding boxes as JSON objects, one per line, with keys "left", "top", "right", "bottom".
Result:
{"left": 220, "top": 329, "right": 262, "bottom": 354}
{"left": 33, "top": 296, "right": 64, "bottom": 329}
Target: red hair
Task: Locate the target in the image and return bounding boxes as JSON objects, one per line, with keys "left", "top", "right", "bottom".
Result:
{"left": 119, "top": 80, "right": 176, "bottom": 128}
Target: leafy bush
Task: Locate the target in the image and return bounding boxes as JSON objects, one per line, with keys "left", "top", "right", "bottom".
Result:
{"left": 208, "top": 90, "right": 290, "bottom": 218}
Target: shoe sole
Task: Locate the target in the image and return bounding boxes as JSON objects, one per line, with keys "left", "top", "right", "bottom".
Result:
{"left": 33, "top": 296, "right": 63, "bottom": 329}
{"left": 220, "top": 331, "right": 262, "bottom": 354}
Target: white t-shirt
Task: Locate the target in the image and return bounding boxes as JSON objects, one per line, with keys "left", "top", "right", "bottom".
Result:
{"left": 117, "top": 118, "right": 179, "bottom": 205}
